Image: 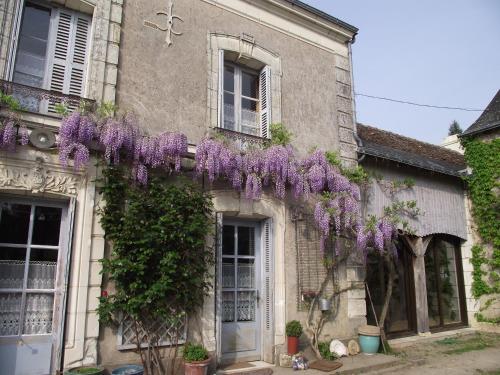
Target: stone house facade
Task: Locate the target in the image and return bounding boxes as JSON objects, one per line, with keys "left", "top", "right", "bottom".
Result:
{"left": 0, "top": 0, "right": 365, "bottom": 373}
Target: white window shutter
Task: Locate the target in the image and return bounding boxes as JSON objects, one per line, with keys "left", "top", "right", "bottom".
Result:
{"left": 262, "top": 218, "right": 274, "bottom": 363}
{"left": 259, "top": 66, "right": 271, "bottom": 138}
{"left": 217, "top": 50, "right": 224, "bottom": 128}
{"left": 47, "top": 8, "right": 91, "bottom": 112}
{"left": 215, "top": 212, "right": 224, "bottom": 358}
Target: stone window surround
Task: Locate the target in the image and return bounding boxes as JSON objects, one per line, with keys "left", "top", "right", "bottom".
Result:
{"left": 207, "top": 32, "right": 282, "bottom": 134}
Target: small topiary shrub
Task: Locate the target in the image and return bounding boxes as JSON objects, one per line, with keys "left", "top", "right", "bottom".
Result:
{"left": 285, "top": 320, "right": 303, "bottom": 337}
{"left": 183, "top": 342, "right": 209, "bottom": 362}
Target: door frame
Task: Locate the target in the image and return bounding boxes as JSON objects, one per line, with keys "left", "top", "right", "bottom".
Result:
{"left": 426, "top": 235, "right": 468, "bottom": 332}
{"left": 0, "top": 195, "right": 74, "bottom": 374}
{"left": 216, "top": 217, "right": 263, "bottom": 364}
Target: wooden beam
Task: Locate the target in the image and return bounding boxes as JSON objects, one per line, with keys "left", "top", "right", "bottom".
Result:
{"left": 403, "top": 235, "right": 433, "bottom": 334}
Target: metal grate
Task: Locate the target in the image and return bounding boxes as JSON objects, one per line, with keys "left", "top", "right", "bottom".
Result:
{"left": 118, "top": 313, "right": 187, "bottom": 350}
{"left": 294, "top": 213, "right": 334, "bottom": 311}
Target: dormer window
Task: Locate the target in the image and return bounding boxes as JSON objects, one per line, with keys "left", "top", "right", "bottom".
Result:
{"left": 218, "top": 51, "right": 271, "bottom": 138}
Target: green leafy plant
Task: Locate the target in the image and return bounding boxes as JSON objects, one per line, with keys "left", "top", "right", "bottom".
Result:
{"left": 0, "top": 92, "right": 23, "bottom": 112}
{"left": 269, "top": 123, "right": 293, "bottom": 146}
{"left": 462, "top": 138, "right": 500, "bottom": 306}
{"left": 97, "top": 166, "right": 214, "bottom": 375}
{"left": 318, "top": 341, "right": 337, "bottom": 360}
{"left": 285, "top": 320, "right": 303, "bottom": 337}
{"left": 183, "top": 342, "right": 209, "bottom": 362}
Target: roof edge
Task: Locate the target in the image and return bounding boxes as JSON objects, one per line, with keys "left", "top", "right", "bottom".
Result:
{"left": 281, "top": 0, "right": 359, "bottom": 34}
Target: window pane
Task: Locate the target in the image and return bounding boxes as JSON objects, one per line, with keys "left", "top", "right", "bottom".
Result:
{"left": 23, "top": 293, "right": 54, "bottom": 334}
{"left": 0, "top": 293, "right": 22, "bottom": 336}
{"left": 0, "top": 203, "right": 31, "bottom": 244}
{"left": 222, "top": 258, "right": 235, "bottom": 288}
{"left": 13, "top": 3, "right": 50, "bottom": 88}
{"left": 20, "top": 3, "right": 51, "bottom": 40}
{"left": 242, "top": 71, "right": 258, "bottom": 98}
{"left": 237, "top": 291, "right": 255, "bottom": 321}
{"left": 237, "top": 227, "right": 255, "bottom": 256}
{"left": 222, "top": 225, "right": 235, "bottom": 255}
{"left": 0, "top": 247, "right": 27, "bottom": 289}
{"left": 241, "top": 98, "right": 259, "bottom": 136}
{"left": 222, "top": 291, "right": 235, "bottom": 322}
{"left": 436, "top": 239, "right": 462, "bottom": 325}
{"left": 223, "top": 93, "right": 235, "bottom": 131}
{"left": 31, "top": 206, "right": 62, "bottom": 246}
{"left": 28, "top": 249, "right": 58, "bottom": 289}
{"left": 224, "top": 65, "right": 234, "bottom": 92}
{"left": 237, "top": 258, "right": 255, "bottom": 288}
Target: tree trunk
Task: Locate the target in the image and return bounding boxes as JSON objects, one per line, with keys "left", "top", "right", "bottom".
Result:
{"left": 378, "top": 253, "right": 396, "bottom": 345}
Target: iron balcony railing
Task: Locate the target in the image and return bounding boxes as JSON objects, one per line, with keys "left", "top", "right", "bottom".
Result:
{"left": 0, "top": 79, "right": 95, "bottom": 117}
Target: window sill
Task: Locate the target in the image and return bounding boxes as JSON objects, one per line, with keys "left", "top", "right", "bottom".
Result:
{"left": 211, "top": 127, "right": 270, "bottom": 148}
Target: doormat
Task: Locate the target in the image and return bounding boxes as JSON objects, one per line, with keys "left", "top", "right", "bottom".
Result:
{"left": 220, "top": 362, "right": 256, "bottom": 371}
{"left": 309, "top": 360, "right": 343, "bottom": 372}
{"left": 234, "top": 369, "right": 273, "bottom": 375}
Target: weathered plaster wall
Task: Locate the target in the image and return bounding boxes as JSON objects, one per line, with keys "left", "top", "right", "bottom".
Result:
{"left": 116, "top": 0, "right": 357, "bottom": 162}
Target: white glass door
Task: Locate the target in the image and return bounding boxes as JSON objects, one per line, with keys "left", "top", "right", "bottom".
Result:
{"left": 0, "top": 198, "right": 69, "bottom": 375}
{"left": 221, "top": 222, "right": 261, "bottom": 362}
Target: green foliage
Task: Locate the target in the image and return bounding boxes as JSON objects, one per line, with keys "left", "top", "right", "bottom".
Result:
{"left": 285, "top": 320, "right": 303, "bottom": 337}
{"left": 269, "top": 123, "right": 293, "bottom": 146}
{"left": 325, "top": 150, "right": 370, "bottom": 184}
{"left": 183, "top": 342, "right": 209, "bottom": 362}
{"left": 96, "top": 101, "right": 117, "bottom": 118}
{"left": 448, "top": 120, "right": 463, "bottom": 136}
{"left": 462, "top": 138, "right": 500, "bottom": 298}
{"left": 471, "top": 245, "right": 494, "bottom": 298}
{"left": 318, "top": 341, "right": 337, "bottom": 360}
{"left": 97, "top": 165, "right": 214, "bottom": 327}
{"left": 0, "top": 92, "right": 23, "bottom": 112}
{"left": 475, "top": 313, "right": 500, "bottom": 324}
{"left": 462, "top": 138, "right": 500, "bottom": 248}
{"left": 54, "top": 102, "right": 69, "bottom": 116}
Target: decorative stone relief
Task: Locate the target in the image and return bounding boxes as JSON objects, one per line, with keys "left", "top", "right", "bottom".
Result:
{"left": 144, "top": 0, "right": 183, "bottom": 47}
{"left": 0, "top": 159, "right": 79, "bottom": 195}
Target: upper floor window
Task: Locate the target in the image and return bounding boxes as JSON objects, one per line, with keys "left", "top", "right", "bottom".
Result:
{"left": 218, "top": 51, "right": 271, "bottom": 138}
{"left": 10, "top": 2, "right": 91, "bottom": 112}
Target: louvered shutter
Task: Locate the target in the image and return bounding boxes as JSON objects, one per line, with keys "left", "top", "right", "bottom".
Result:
{"left": 47, "top": 8, "right": 91, "bottom": 113}
{"left": 215, "top": 212, "right": 224, "bottom": 360}
{"left": 217, "top": 50, "right": 225, "bottom": 128}
{"left": 259, "top": 66, "right": 271, "bottom": 138}
{"left": 262, "top": 218, "right": 274, "bottom": 363}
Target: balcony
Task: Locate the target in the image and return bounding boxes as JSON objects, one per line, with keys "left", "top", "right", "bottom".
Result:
{"left": 211, "top": 127, "right": 270, "bottom": 150}
{"left": 0, "top": 80, "right": 95, "bottom": 118}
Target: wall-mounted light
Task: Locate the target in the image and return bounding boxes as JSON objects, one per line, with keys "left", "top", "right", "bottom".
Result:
{"left": 29, "top": 128, "right": 56, "bottom": 149}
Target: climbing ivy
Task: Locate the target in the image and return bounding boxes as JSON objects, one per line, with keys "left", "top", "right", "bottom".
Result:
{"left": 462, "top": 137, "right": 500, "bottom": 298}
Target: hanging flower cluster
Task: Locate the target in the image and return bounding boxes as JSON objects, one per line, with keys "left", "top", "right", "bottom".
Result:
{"left": 355, "top": 217, "right": 398, "bottom": 259}
{"left": 58, "top": 112, "right": 187, "bottom": 184}
{"left": 0, "top": 120, "right": 29, "bottom": 151}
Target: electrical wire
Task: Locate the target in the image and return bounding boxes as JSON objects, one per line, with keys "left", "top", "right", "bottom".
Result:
{"left": 355, "top": 92, "right": 487, "bottom": 112}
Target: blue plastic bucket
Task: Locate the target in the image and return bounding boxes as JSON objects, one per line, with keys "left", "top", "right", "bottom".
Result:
{"left": 111, "top": 365, "right": 144, "bottom": 375}
{"left": 358, "top": 334, "right": 380, "bottom": 354}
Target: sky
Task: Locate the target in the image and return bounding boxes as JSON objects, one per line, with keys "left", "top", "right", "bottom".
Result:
{"left": 303, "top": 0, "right": 500, "bottom": 144}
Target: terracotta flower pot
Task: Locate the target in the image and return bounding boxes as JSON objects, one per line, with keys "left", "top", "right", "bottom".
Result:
{"left": 184, "top": 357, "right": 211, "bottom": 375}
{"left": 287, "top": 336, "right": 299, "bottom": 355}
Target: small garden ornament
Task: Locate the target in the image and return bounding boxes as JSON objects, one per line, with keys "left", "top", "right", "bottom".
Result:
{"left": 183, "top": 343, "right": 210, "bottom": 375}
{"left": 286, "top": 320, "right": 303, "bottom": 355}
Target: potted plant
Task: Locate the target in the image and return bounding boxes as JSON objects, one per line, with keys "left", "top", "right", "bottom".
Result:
{"left": 286, "top": 320, "right": 303, "bottom": 355}
{"left": 65, "top": 366, "right": 104, "bottom": 375}
{"left": 183, "top": 342, "right": 210, "bottom": 375}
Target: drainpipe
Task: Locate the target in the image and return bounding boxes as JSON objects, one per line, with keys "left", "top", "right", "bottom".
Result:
{"left": 346, "top": 34, "right": 364, "bottom": 163}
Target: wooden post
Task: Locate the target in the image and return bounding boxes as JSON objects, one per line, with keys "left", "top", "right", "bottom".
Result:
{"left": 403, "top": 235, "right": 432, "bottom": 334}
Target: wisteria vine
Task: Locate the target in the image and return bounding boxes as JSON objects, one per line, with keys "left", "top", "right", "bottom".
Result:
{"left": 1, "top": 108, "right": 409, "bottom": 257}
